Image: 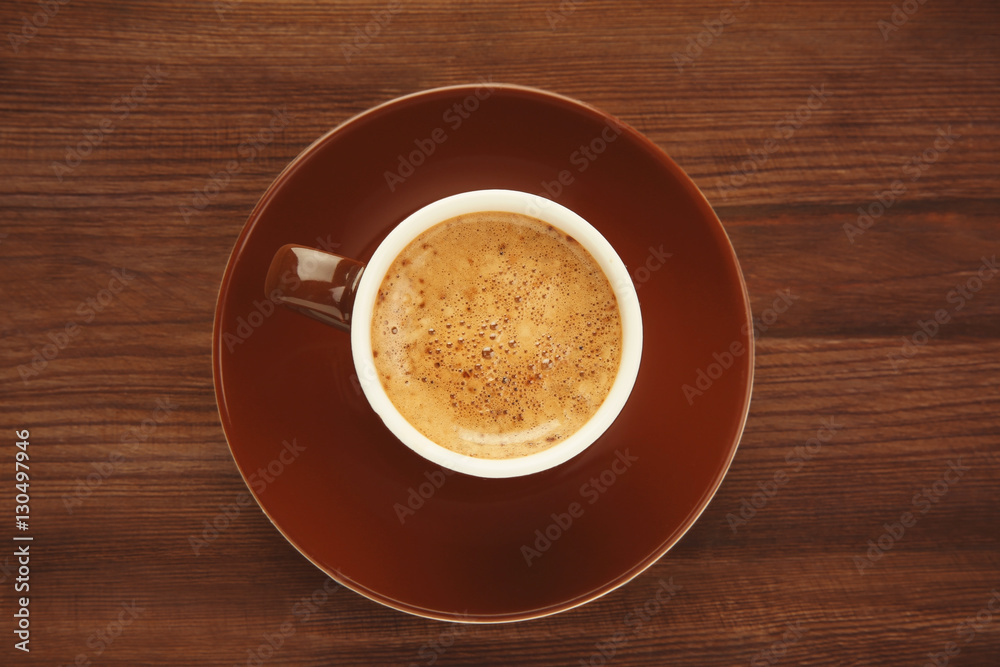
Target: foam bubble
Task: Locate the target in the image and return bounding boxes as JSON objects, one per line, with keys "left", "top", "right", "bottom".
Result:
{"left": 370, "top": 211, "right": 622, "bottom": 460}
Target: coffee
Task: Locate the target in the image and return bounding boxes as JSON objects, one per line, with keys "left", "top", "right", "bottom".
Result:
{"left": 370, "top": 211, "right": 622, "bottom": 460}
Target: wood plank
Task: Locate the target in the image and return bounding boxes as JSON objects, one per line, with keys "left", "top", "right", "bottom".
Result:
{"left": 1, "top": 0, "right": 997, "bottom": 664}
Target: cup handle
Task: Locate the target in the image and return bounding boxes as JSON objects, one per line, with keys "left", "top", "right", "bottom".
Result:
{"left": 264, "top": 244, "right": 365, "bottom": 332}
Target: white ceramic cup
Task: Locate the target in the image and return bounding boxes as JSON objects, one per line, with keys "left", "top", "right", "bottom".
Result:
{"left": 265, "top": 189, "right": 642, "bottom": 478}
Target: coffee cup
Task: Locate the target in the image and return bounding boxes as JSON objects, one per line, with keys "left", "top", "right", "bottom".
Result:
{"left": 264, "top": 189, "right": 642, "bottom": 478}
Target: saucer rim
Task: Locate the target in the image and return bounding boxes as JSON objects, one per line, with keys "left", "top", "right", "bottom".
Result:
{"left": 212, "top": 82, "right": 754, "bottom": 623}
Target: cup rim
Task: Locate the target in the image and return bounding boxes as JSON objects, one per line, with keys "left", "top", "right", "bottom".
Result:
{"left": 350, "top": 189, "right": 643, "bottom": 478}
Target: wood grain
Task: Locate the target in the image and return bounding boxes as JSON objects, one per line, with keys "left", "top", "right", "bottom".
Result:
{"left": 1, "top": 0, "right": 998, "bottom": 664}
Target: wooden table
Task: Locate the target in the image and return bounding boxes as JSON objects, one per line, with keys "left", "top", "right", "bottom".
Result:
{"left": 2, "top": 1, "right": 998, "bottom": 664}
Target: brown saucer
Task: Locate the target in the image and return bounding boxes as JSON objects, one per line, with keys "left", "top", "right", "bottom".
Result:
{"left": 212, "top": 84, "right": 753, "bottom": 622}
